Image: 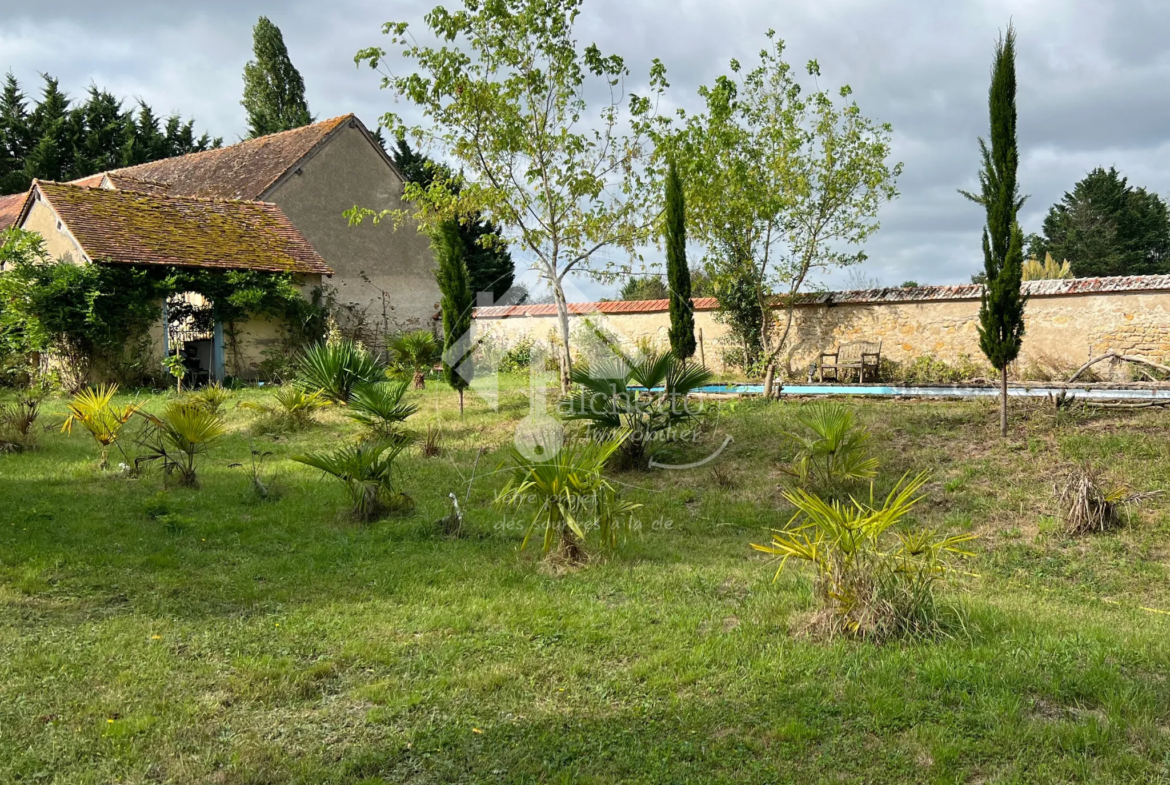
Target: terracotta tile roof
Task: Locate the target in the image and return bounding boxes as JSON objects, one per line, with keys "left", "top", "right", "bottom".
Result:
{"left": 97, "top": 115, "right": 354, "bottom": 200}
{"left": 474, "top": 276, "right": 1170, "bottom": 318}
{"left": 32, "top": 181, "right": 331, "bottom": 275}
{"left": 0, "top": 191, "right": 29, "bottom": 231}
{"left": 69, "top": 174, "right": 106, "bottom": 188}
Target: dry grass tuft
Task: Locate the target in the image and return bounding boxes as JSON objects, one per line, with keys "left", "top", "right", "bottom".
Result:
{"left": 1054, "top": 463, "right": 1160, "bottom": 535}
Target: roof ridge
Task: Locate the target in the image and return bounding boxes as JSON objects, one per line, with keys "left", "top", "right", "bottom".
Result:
{"left": 107, "top": 113, "right": 355, "bottom": 178}
{"left": 39, "top": 179, "right": 279, "bottom": 207}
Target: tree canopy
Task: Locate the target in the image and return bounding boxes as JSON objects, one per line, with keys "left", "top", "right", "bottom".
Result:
{"left": 0, "top": 72, "right": 219, "bottom": 194}
{"left": 1030, "top": 167, "right": 1170, "bottom": 278}
{"left": 669, "top": 31, "right": 901, "bottom": 395}
{"left": 389, "top": 138, "right": 515, "bottom": 302}
{"left": 355, "top": 0, "right": 668, "bottom": 391}
{"left": 241, "top": 16, "right": 313, "bottom": 139}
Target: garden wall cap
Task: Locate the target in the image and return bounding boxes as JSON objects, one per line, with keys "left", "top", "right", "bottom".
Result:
{"left": 473, "top": 276, "right": 1170, "bottom": 319}
{"left": 73, "top": 114, "right": 356, "bottom": 201}
{"left": 27, "top": 180, "right": 332, "bottom": 275}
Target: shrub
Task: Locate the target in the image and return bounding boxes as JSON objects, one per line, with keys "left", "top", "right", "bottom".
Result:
{"left": 296, "top": 341, "right": 385, "bottom": 404}
{"left": 293, "top": 440, "right": 412, "bottom": 520}
{"left": 880, "top": 355, "right": 989, "bottom": 385}
{"left": 1054, "top": 463, "right": 1159, "bottom": 535}
{"left": 560, "top": 351, "right": 713, "bottom": 469}
{"left": 496, "top": 437, "right": 640, "bottom": 563}
{"left": 387, "top": 330, "right": 440, "bottom": 389}
{"left": 752, "top": 472, "right": 976, "bottom": 640}
{"left": 242, "top": 386, "right": 331, "bottom": 432}
{"left": 498, "top": 336, "right": 535, "bottom": 373}
{"left": 136, "top": 402, "right": 227, "bottom": 488}
{"left": 781, "top": 402, "right": 879, "bottom": 490}
{"left": 345, "top": 380, "right": 418, "bottom": 437}
{"left": 62, "top": 384, "right": 142, "bottom": 469}
{"left": 0, "top": 395, "right": 40, "bottom": 453}
{"left": 187, "top": 383, "right": 233, "bottom": 415}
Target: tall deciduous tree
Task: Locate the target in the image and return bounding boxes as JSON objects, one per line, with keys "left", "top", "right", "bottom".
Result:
{"left": 241, "top": 17, "right": 313, "bottom": 139}
{"left": 355, "top": 0, "right": 668, "bottom": 393}
{"left": 673, "top": 32, "right": 900, "bottom": 396}
{"left": 665, "top": 159, "right": 695, "bottom": 362}
{"left": 433, "top": 219, "right": 474, "bottom": 415}
{"left": 961, "top": 25, "right": 1026, "bottom": 438}
{"left": 390, "top": 138, "right": 516, "bottom": 301}
{"left": 1032, "top": 167, "right": 1170, "bottom": 278}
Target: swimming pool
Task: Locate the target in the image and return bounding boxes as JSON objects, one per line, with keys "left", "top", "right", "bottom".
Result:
{"left": 689, "top": 383, "right": 1170, "bottom": 401}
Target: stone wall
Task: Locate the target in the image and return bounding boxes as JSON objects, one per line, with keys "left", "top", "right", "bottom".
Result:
{"left": 472, "top": 277, "right": 1170, "bottom": 381}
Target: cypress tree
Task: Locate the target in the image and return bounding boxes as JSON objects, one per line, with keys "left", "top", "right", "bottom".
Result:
{"left": 241, "top": 17, "right": 313, "bottom": 139}
{"left": 665, "top": 159, "right": 695, "bottom": 361}
{"left": 392, "top": 138, "right": 515, "bottom": 301}
{"left": 962, "top": 25, "right": 1027, "bottom": 437}
{"left": 434, "top": 219, "right": 474, "bottom": 415}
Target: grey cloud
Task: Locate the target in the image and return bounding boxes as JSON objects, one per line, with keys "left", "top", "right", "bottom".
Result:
{"left": 3, "top": 0, "right": 1170, "bottom": 295}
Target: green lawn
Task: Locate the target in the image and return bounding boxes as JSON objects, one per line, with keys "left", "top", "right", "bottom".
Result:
{"left": 4, "top": 377, "right": 1170, "bottom": 783}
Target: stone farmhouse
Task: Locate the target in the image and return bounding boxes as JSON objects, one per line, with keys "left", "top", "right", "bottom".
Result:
{"left": 0, "top": 114, "right": 439, "bottom": 381}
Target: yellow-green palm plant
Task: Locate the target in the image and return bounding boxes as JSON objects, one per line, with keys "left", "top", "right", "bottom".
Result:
{"left": 241, "top": 386, "right": 332, "bottom": 430}
{"left": 293, "top": 439, "right": 411, "bottom": 521}
{"left": 136, "top": 402, "right": 227, "bottom": 487}
{"left": 780, "top": 401, "right": 879, "bottom": 490}
{"left": 62, "top": 384, "right": 142, "bottom": 469}
{"left": 752, "top": 472, "right": 976, "bottom": 640}
{"left": 496, "top": 436, "right": 640, "bottom": 563}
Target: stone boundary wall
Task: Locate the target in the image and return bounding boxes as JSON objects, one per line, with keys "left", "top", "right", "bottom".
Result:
{"left": 472, "top": 276, "right": 1170, "bottom": 380}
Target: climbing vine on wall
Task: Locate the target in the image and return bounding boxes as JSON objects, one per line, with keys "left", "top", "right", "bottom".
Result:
{"left": 0, "top": 227, "right": 327, "bottom": 389}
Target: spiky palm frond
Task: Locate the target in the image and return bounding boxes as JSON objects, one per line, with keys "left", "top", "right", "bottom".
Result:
{"left": 242, "top": 386, "right": 332, "bottom": 430}
{"left": 135, "top": 402, "right": 227, "bottom": 487}
{"left": 187, "top": 383, "right": 233, "bottom": 415}
{"left": 62, "top": 384, "right": 142, "bottom": 468}
{"left": 560, "top": 351, "right": 713, "bottom": 468}
{"left": 752, "top": 472, "right": 975, "bottom": 640}
{"left": 496, "top": 436, "right": 639, "bottom": 561}
{"left": 781, "top": 402, "right": 879, "bottom": 488}
{"left": 388, "top": 330, "right": 441, "bottom": 389}
{"left": 293, "top": 440, "right": 410, "bottom": 520}
{"left": 345, "top": 380, "right": 418, "bottom": 435}
{"left": 296, "top": 341, "right": 385, "bottom": 404}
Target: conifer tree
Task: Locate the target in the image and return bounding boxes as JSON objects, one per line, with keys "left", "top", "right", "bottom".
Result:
{"left": 962, "top": 25, "right": 1027, "bottom": 438}
{"left": 241, "top": 16, "right": 313, "bottom": 138}
{"left": 434, "top": 219, "right": 474, "bottom": 415}
{"left": 665, "top": 159, "right": 695, "bottom": 361}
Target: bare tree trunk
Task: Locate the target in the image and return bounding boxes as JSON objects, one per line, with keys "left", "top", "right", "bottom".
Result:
{"left": 762, "top": 363, "right": 777, "bottom": 398}
{"left": 459, "top": 389, "right": 464, "bottom": 417}
{"left": 1000, "top": 365, "right": 1008, "bottom": 438}
{"left": 551, "top": 278, "right": 573, "bottom": 395}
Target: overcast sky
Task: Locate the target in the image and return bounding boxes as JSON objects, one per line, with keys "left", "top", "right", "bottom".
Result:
{"left": 4, "top": 0, "right": 1169, "bottom": 300}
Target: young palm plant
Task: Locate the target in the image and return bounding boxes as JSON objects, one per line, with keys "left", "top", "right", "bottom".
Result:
{"left": 560, "top": 351, "right": 713, "bottom": 469}
{"left": 388, "top": 330, "right": 441, "bottom": 390}
{"left": 345, "top": 380, "right": 418, "bottom": 438}
{"left": 296, "top": 340, "right": 385, "bottom": 404}
{"left": 752, "top": 472, "right": 976, "bottom": 640}
{"left": 293, "top": 440, "right": 411, "bottom": 520}
{"left": 0, "top": 395, "right": 41, "bottom": 453}
{"left": 136, "top": 402, "right": 227, "bottom": 487}
{"left": 496, "top": 436, "right": 640, "bottom": 563}
{"left": 242, "top": 386, "right": 331, "bottom": 431}
{"left": 62, "top": 384, "right": 142, "bottom": 469}
{"left": 781, "top": 402, "right": 879, "bottom": 490}
{"left": 187, "top": 382, "right": 233, "bottom": 415}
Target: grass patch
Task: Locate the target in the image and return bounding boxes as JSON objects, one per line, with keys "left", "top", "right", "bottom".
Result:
{"left": 2, "top": 381, "right": 1170, "bottom": 782}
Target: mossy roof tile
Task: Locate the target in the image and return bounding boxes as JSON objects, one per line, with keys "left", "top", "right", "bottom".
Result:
{"left": 84, "top": 115, "right": 354, "bottom": 200}
{"left": 34, "top": 181, "right": 331, "bottom": 275}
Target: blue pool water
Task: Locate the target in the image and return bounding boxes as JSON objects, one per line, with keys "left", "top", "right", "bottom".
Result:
{"left": 689, "top": 383, "right": 1170, "bottom": 401}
